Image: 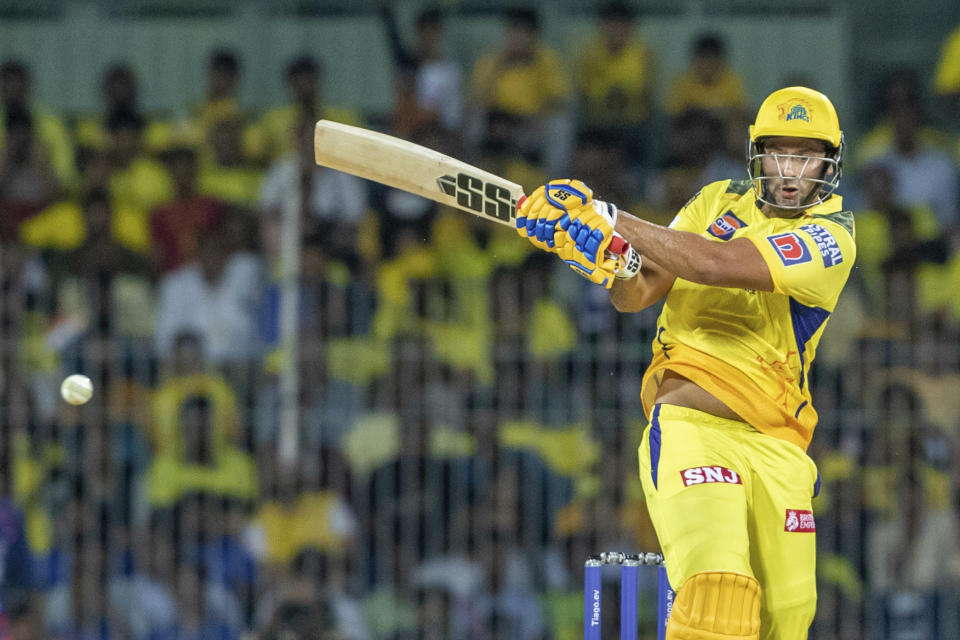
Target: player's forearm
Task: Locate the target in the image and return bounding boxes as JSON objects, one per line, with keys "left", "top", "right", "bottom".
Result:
{"left": 609, "top": 257, "right": 673, "bottom": 311}
{"left": 614, "top": 210, "right": 774, "bottom": 291}
{"left": 615, "top": 211, "right": 724, "bottom": 284}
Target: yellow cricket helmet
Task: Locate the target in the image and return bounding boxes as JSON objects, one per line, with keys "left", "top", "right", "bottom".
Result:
{"left": 749, "top": 86, "right": 842, "bottom": 147}
{"left": 747, "top": 86, "right": 844, "bottom": 209}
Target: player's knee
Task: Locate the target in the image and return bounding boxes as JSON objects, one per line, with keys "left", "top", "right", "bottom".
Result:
{"left": 666, "top": 571, "right": 762, "bottom": 640}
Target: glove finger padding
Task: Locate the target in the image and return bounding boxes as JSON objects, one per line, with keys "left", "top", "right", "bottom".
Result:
{"left": 516, "top": 186, "right": 566, "bottom": 251}
{"left": 516, "top": 180, "right": 594, "bottom": 252}
{"left": 556, "top": 200, "right": 616, "bottom": 266}
{"left": 558, "top": 242, "right": 619, "bottom": 288}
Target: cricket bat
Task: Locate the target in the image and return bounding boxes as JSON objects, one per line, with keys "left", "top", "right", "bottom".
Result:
{"left": 313, "top": 119, "right": 637, "bottom": 266}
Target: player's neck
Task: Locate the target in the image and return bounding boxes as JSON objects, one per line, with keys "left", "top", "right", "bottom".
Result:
{"left": 760, "top": 203, "right": 806, "bottom": 220}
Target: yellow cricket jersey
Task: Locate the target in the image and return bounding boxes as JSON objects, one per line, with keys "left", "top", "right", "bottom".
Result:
{"left": 472, "top": 47, "right": 569, "bottom": 116}
{"left": 640, "top": 179, "right": 856, "bottom": 451}
{"left": 575, "top": 36, "right": 652, "bottom": 124}
{"left": 664, "top": 67, "right": 746, "bottom": 116}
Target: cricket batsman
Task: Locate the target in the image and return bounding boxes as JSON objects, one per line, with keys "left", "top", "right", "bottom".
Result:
{"left": 516, "top": 87, "right": 854, "bottom": 639}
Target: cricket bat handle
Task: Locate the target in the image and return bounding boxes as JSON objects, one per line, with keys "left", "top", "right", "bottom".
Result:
{"left": 609, "top": 235, "right": 642, "bottom": 279}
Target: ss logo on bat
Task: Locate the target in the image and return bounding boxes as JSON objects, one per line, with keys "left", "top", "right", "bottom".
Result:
{"left": 437, "top": 173, "right": 515, "bottom": 222}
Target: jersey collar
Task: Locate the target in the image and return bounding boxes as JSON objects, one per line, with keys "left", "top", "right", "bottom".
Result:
{"left": 801, "top": 193, "right": 844, "bottom": 216}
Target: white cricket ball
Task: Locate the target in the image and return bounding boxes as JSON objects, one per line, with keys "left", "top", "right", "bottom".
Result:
{"left": 60, "top": 374, "right": 93, "bottom": 405}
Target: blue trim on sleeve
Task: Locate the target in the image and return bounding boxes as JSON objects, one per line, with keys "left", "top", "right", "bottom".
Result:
{"left": 813, "top": 471, "right": 822, "bottom": 498}
{"left": 794, "top": 400, "right": 808, "bottom": 418}
{"left": 788, "top": 298, "right": 830, "bottom": 389}
{"left": 649, "top": 404, "right": 662, "bottom": 489}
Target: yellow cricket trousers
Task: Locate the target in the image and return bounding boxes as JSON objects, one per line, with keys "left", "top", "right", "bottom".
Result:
{"left": 638, "top": 404, "right": 821, "bottom": 639}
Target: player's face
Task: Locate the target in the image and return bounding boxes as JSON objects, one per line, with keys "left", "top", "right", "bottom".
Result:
{"left": 759, "top": 137, "right": 827, "bottom": 208}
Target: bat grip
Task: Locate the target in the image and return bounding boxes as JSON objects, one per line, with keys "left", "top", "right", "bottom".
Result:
{"left": 607, "top": 233, "right": 642, "bottom": 279}
{"left": 608, "top": 235, "right": 629, "bottom": 255}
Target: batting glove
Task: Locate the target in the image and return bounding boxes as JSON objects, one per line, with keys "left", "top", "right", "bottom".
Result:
{"left": 556, "top": 198, "right": 618, "bottom": 269}
{"left": 516, "top": 179, "right": 594, "bottom": 252}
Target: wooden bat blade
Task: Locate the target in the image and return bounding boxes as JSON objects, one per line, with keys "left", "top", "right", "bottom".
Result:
{"left": 314, "top": 119, "right": 523, "bottom": 227}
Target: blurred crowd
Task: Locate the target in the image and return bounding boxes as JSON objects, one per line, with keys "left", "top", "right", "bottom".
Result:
{"left": 1, "top": 3, "right": 960, "bottom": 639}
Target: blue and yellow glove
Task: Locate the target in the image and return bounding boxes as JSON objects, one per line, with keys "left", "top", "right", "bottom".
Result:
{"left": 556, "top": 199, "right": 621, "bottom": 287}
{"left": 516, "top": 179, "right": 594, "bottom": 252}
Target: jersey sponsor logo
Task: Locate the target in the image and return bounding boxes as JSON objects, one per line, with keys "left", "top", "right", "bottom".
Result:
{"left": 681, "top": 465, "right": 742, "bottom": 487}
{"left": 768, "top": 232, "right": 812, "bottom": 266}
{"left": 800, "top": 224, "right": 843, "bottom": 267}
{"left": 707, "top": 211, "right": 747, "bottom": 240}
{"left": 784, "top": 509, "right": 816, "bottom": 532}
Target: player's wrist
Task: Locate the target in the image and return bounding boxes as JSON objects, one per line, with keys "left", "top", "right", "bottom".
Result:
{"left": 593, "top": 199, "right": 618, "bottom": 227}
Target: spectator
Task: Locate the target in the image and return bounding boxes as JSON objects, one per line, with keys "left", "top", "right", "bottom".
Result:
{"left": 0, "top": 60, "right": 75, "bottom": 188}
{"left": 187, "top": 47, "right": 260, "bottom": 161}
{"left": 867, "top": 71, "right": 959, "bottom": 231}
{"left": 470, "top": 109, "right": 548, "bottom": 212}
{"left": 151, "top": 331, "right": 238, "bottom": 445}
{"left": 256, "top": 227, "right": 376, "bottom": 453}
{"left": 19, "top": 146, "right": 153, "bottom": 258}
{"left": 258, "top": 117, "right": 368, "bottom": 261}
{"left": 43, "top": 187, "right": 156, "bottom": 338}
{"left": 370, "top": 212, "right": 499, "bottom": 383}
{"left": 108, "top": 514, "right": 179, "bottom": 640}
{"left": 664, "top": 33, "right": 747, "bottom": 120}
{"left": 246, "top": 447, "right": 357, "bottom": 570}
{"left": 0, "top": 106, "right": 61, "bottom": 241}
{"left": 0, "top": 497, "right": 34, "bottom": 626}
{"left": 698, "top": 107, "right": 752, "bottom": 185}
{"left": 568, "top": 129, "right": 641, "bottom": 212}
{"left": 106, "top": 108, "right": 175, "bottom": 251}
{"left": 155, "top": 219, "right": 265, "bottom": 366}
{"left": 171, "top": 555, "right": 243, "bottom": 640}
{"left": 177, "top": 493, "right": 256, "bottom": 621}
{"left": 852, "top": 69, "right": 955, "bottom": 171}
{"left": 261, "top": 584, "right": 367, "bottom": 640}
{"left": 639, "top": 110, "right": 725, "bottom": 228}
{"left": 151, "top": 145, "right": 228, "bottom": 273}
{"left": 76, "top": 64, "right": 139, "bottom": 149}
{"left": 864, "top": 382, "right": 958, "bottom": 637}
{"left": 146, "top": 389, "right": 258, "bottom": 509}
{"left": 72, "top": 64, "right": 173, "bottom": 154}
{"left": 45, "top": 187, "right": 154, "bottom": 280}
{"left": 380, "top": 6, "right": 464, "bottom": 140}
{"left": 42, "top": 495, "right": 111, "bottom": 639}
{"left": 196, "top": 115, "right": 263, "bottom": 209}
{"left": 575, "top": 1, "right": 654, "bottom": 164}
{"left": 468, "top": 8, "right": 572, "bottom": 175}
{"left": 252, "top": 55, "right": 363, "bottom": 164}
{"left": 853, "top": 163, "right": 949, "bottom": 325}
